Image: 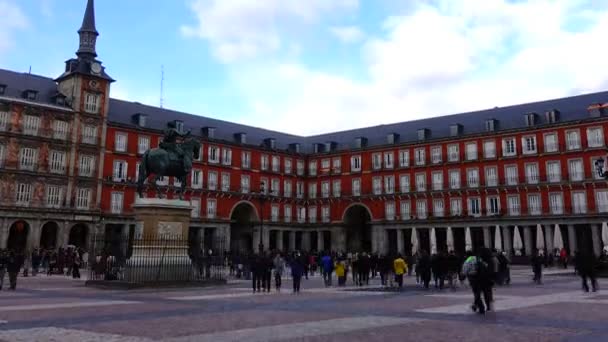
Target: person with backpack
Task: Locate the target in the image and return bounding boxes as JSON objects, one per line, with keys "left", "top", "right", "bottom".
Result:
{"left": 462, "top": 249, "right": 494, "bottom": 314}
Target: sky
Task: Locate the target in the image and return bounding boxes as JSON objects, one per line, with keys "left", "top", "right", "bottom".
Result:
{"left": 1, "top": 0, "right": 608, "bottom": 136}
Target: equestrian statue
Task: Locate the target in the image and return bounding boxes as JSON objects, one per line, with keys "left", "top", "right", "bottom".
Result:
{"left": 137, "top": 121, "right": 201, "bottom": 200}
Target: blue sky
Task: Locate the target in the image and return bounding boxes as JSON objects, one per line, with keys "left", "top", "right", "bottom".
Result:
{"left": 1, "top": 0, "right": 608, "bottom": 135}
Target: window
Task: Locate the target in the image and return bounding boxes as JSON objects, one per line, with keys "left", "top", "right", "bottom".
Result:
{"left": 113, "top": 160, "right": 127, "bottom": 181}
{"left": 82, "top": 125, "right": 97, "bottom": 144}
{"left": 222, "top": 148, "right": 233, "bottom": 166}
{"left": 572, "top": 191, "right": 587, "bottom": 214}
{"left": 431, "top": 146, "right": 442, "bottom": 164}
{"left": 242, "top": 151, "right": 251, "bottom": 169}
{"left": 284, "top": 205, "right": 292, "bottom": 223}
{"left": 49, "top": 150, "right": 66, "bottom": 174}
{"left": 191, "top": 169, "right": 203, "bottom": 189}
{"left": 449, "top": 170, "right": 460, "bottom": 189}
{"left": 46, "top": 185, "right": 63, "bottom": 208}
{"left": 240, "top": 175, "right": 250, "bottom": 193}
{"left": 525, "top": 163, "right": 539, "bottom": 184}
{"left": 308, "top": 206, "right": 317, "bottom": 223}
{"left": 296, "top": 181, "right": 304, "bottom": 198}
{"left": 450, "top": 198, "right": 463, "bottom": 216}
{"left": 483, "top": 140, "right": 496, "bottom": 159}
{"left": 350, "top": 155, "right": 361, "bottom": 172}
{"left": 297, "top": 206, "right": 306, "bottom": 223}
{"left": 308, "top": 160, "right": 317, "bottom": 176}
{"left": 175, "top": 121, "right": 184, "bottom": 133}
{"left": 269, "top": 155, "right": 280, "bottom": 172}
{"left": 115, "top": 133, "right": 127, "bottom": 152}
{"left": 0, "top": 144, "right": 5, "bottom": 168}
{"left": 432, "top": 171, "right": 443, "bottom": 191}
{"left": 416, "top": 199, "right": 427, "bottom": 219}
{"left": 566, "top": 130, "right": 581, "bottom": 150}
{"left": 207, "top": 172, "right": 218, "bottom": 190}
{"left": 332, "top": 180, "right": 341, "bottom": 197}
{"left": 384, "top": 175, "right": 395, "bottom": 194}
{"left": 549, "top": 193, "right": 564, "bottom": 215}
{"left": 321, "top": 181, "right": 330, "bottom": 198}
{"left": 16, "top": 183, "right": 33, "bottom": 205}
{"left": 271, "top": 205, "right": 279, "bottom": 222}
{"left": 78, "top": 155, "right": 94, "bottom": 177}
{"left": 415, "top": 148, "right": 426, "bottom": 166}
{"left": 433, "top": 199, "right": 445, "bottom": 217}
{"left": 190, "top": 199, "right": 200, "bottom": 218}
{"left": 135, "top": 162, "right": 140, "bottom": 181}
{"left": 221, "top": 173, "right": 231, "bottom": 192}
{"left": 76, "top": 188, "right": 90, "bottom": 209}
{"left": 284, "top": 180, "right": 292, "bottom": 197}
{"left": 284, "top": 158, "right": 292, "bottom": 174}
{"left": 352, "top": 178, "right": 361, "bottom": 196}
{"left": 19, "top": 147, "right": 37, "bottom": 171}
{"left": 111, "top": 192, "right": 124, "bottom": 214}
{"left": 468, "top": 197, "right": 481, "bottom": 217}
{"left": 415, "top": 173, "right": 426, "bottom": 192}
{"left": 544, "top": 133, "right": 558, "bottom": 153}
{"left": 465, "top": 142, "right": 478, "bottom": 161}
{"left": 485, "top": 119, "right": 496, "bottom": 132}
{"left": 595, "top": 190, "right": 608, "bottom": 213}
{"left": 400, "top": 201, "right": 411, "bottom": 220}
{"left": 320, "top": 159, "right": 331, "bottom": 174}
{"left": 372, "top": 177, "right": 382, "bottom": 195}
{"left": 322, "top": 206, "right": 330, "bottom": 223}
{"left": 547, "top": 161, "right": 561, "bottom": 183}
{"left": 53, "top": 120, "right": 69, "bottom": 140}
{"left": 587, "top": 127, "right": 604, "bottom": 148}
{"left": 525, "top": 113, "right": 537, "bottom": 126}
{"left": 568, "top": 159, "right": 584, "bottom": 181}
{"left": 528, "top": 194, "right": 541, "bottom": 215}
{"left": 207, "top": 199, "right": 217, "bottom": 218}
{"left": 507, "top": 195, "right": 520, "bottom": 216}
{"left": 502, "top": 138, "right": 516, "bottom": 157}
{"left": 398, "top": 150, "right": 410, "bottom": 167}
{"left": 385, "top": 202, "right": 396, "bottom": 220}
{"left": 137, "top": 136, "right": 149, "bottom": 154}
{"left": 84, "top": 92, "right": 100, "bottom": 113}
{"left": 467, "top": 169, "right": 479, "bottom": 188}
{"left": 505, "top": 165, "right": 518, "bottom": 185}
{"left": 487, "top": 196, "right": 500, "bottom": 215}
{"left": 522, "top": 135, "right": 537, "bottom": 154}
{"left": 332, "top": 157, "right": 341, "bottom": 173}
{"left": 384, "top": 152, "right": 394, "bottom": 169}
{"left": 308, "top": 182, "right": 317, "bottom": 198}
{"left": 0, "top": 110, "right": 9, "bottom": 131}
{"left": 208, "top": 146, "right": 219, "bottom": 163}
{"left": 447, "top": 144, "right": 459, "bottom": 162}
{"left": 23, "top": 115, "right": 40, "bottom": 135}
{"left": 296, "top": 160, "right": 305, "bottom": 175}
{"left": 372, "top": 153, "right": 382, "bottom": 170}
{"left": 399, "top": 174, "right": 410, "bottom": 193}
{"left": 485, "top": 166, "right": 498, "bottom": 187}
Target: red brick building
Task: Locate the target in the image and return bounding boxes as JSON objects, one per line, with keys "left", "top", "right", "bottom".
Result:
{"left": 1, "top": 0, "right": 608, "bottom": 257}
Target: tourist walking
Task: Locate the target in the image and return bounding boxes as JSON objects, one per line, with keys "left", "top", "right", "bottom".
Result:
{"left": 0, "top": 250, "right": 7, "bottom": 290}
{"left": 532, "top": 250, "right": 544, "bottom": 285}
{"left": 417, "top": 250, "right": 432, "bottom": 289}
{"left": 72, "top": 251, "right": 81, "bottom": 279}
{"left": 7, "top": 251, "right": 23, "bottom": 290}
{"left": 273, "top": 253, "right": 285, "bottom": 291}
{"left": 393, "top": 254, "right": 407, "bottom": 289}
{"left": 321, "top": 253, "right": 333, "bottom": 287}
{"left": 463, "top": 249, "right": 493, "bottom": 314}
{"left": 335, "top": 257, "right": 346, "bottom": 286}
{"left": 290, "top": 253, "right": 304, "bottom": 293}
{"left": 378, "top": 254, "right": 389, "bottom": 286}
{"left": 576, "top": 250, "right": 598, "bottom": 292}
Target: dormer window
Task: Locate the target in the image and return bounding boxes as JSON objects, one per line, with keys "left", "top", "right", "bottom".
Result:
{"left": 264, "top": 138, "right": 277, "bottom": 149}
{"left": 450, "top": 124, "right": 463, "bottom": 137}
{"left": 485, "top": 119, "right": 497, "bottom": 132}
{"left": 325, "top": 141, "right": 338, "bottom": 152}
{"left": 23, "top": 90, "right": 38, "bottom": 101}
{"left": 288, "top": 143, "right": 301, "bottom": 153}
{"left": 354, "top": 137, "right": 368, "bottom": 149}
{"left": 56, "top": 97, "right": 65, "bottom": 106}
{"left": 234, "top": 132, "right": 246, "bottom": 144}
{"left": 524, "top": 113, "right": 537, "bottom": 127}
{"left": 417, "top": 129, "right": 429, "bottom": 141}
{"left": 174, "top": 120, "right": 184, "bottom": 133}
{"left": 0, "top": 84, "right": 6, "bottom": 95}
{"left": 588, "top": 104, "right": 605, "bottom": 118}
{"left": 202, "top": 126, "right": 216, "bottom": 139}
{"left": 545, "top": 109, "right": 559, "bottom": 124}
{"left": 132, "top": 113, "right": 147, "bottom": 127}
{"left": 387, "top": 133, "right": 399, "bottom": 144}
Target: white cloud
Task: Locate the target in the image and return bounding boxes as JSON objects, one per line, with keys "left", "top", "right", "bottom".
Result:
{"left": 225, "top": 0, "right": 608, "bottom": 135}
{"left": 329, "top": 26, "right": 365, "bottom": 43}
{"left": 181, "top": 0, "right": 359, "bottom": 63}
{"left": 0, "top": 1, "right": 29, "bottom": 57}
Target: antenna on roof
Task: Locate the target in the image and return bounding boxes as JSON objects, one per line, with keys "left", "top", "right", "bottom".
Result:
{"left": 28, "top": 66, "right": 32, "bottom": 74}
{"left": 160, "top": 65, "right": 165, "bottom": 108}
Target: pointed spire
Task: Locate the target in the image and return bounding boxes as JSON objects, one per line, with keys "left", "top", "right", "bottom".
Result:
{"left": 76, "top": 0, "right": 99, "bottom": 59}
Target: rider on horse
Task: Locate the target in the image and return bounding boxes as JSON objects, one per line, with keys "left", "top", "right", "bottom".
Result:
{"left": 159, "top": 121, "right": 192, "bottom": 170}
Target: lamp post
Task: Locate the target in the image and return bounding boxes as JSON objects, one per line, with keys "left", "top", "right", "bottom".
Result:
{"left": 258, "top": 182, "right": 266, "bottom": 253}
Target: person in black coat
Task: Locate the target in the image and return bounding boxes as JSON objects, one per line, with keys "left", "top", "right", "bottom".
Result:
{"left": 7, "top": 251, "right": 23, "bottom": 290}
{"left": 290, "top": 253, "right": 304, "bottom": 293}
{"left": 250, "top": 253, "right": 264, "bottom": 293}
{"left": 358, "top": 253, "right": 371, "bottom": 286}
{"left": 417, "top": 250, "right": 432, "bottom": 289}
{"left": 576, "top": 250, "right": 598, "bottom": 292}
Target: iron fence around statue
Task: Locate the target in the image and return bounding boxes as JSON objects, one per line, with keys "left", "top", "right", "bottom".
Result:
{"left": 87, "top": 234, "right": 227, "bottom": 284}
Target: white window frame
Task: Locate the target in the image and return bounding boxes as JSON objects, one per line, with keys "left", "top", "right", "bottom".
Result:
{"left": 468, "top": 197, "right": 481, "bottom": 217}
{"left": 78, "top": 155, "right": 94, "bottom": 177}
{"left": 483, "top": 140, "right": 496, "bottom": 159}
{"left": 240, "top": 175, "right": 250, "bottom": 193}
{"left": 549, "top": 192, "right": 564, "bottom": 215}
{"left": 507, "top": 195, "right": 520, "bottom": 216}
{"left": 284, "top": 205, "right": 292, "bottom": 223}
{"left": 110, "top": 192, "right": 124, "bottom": 214}
{"left": 332, "top": 157, "right": 341, "bottom": 173}
{"left": 447, "top": 144, "right": 459, "bottom": 162}
{"left": 595, "top": 190, "right": 608, "bottom": 213}
{"left": 222, "top": 148, "right": 233, "bottom": 166}
{"left": 547, "top": 161, "right": 561, "bottom": 183}
{"left": 0, "top": 144, "right": 5, "bottom": 168}
{"left": 384, "top": 175, "right": 395, "bottom": 194}
{"left": 568, "top": 159, "right": 584, "bottom": 182}
{"left": 16, "top": 183, "right": 33, "bottom": 205}
{"left": 208, "top": 146, "right": 220, "bottom": 164}
{"left": 75, "top": 188, "right": 91, "bottom": 210}
{"left": 22, "top": 115, "right": 40, "bottom": 136}
{"left": 296, "top": 160, "right": 305, "bottom": 175}
{"left": 19, "top": 147, "right": 37, "bottom": 171}
{"left": 137, "top": 136, "right": 150, "bottom": 155}
{"left": 332, "top": 180, "right": 341, "bottom": 197}
{"left": 271, "top": 204, "right": 279, "bottom": 222}
{"left": 415, "top": 148, "right": 426, "bottom": 166}
{"left": 52, "top": 120, "right": 69, "bottom": 140}
{"left": 572, "top": 191, "right": 587, "bottom": 214}
{"left": 432, "top": 171, "right": 443, "bottom": 191}
{"left": 416, "top": 199, "right": 427, "bottom": 219}
{"left": 322, "top": 206, "right": 330, "bottom": 223}
{"left": 191, "top": 169, "right": 203, "bottom": 189}
{"left": 284, "top": 158, "right": 292, "bottom": 174}
{"left": 350, "top": 155, "right": 361, "bottom": 172}
{"left": 385, "top": 201, "right": 396, "bottom": 221}
{"left": 528, "top": 194, "right": 541, "bottom": 216}
{"left": 487, "top": 196, "right": 500, "bottom": 216}
{"left": 372, "top": 153, "right": 382, "bottom": 170}
{"left": 190, "top": 199, "right": 200, "bottom": 218}
{"left": 505, "top": 165, "right": 518, "bottom": 186}
{"left": 271, "top": 155, "right": 280, "bottom": 172}
{"left": 221, "top": 172, "right": 231, "bottom": 192}
{"left": 400, "top": 201, "right": 411, "bottom": 220}
{"left": 566, "top": 130, "right": 581, "bottom": 150}
{"left": 321, "top": 181, "right": 330, "bottom": 198}
{"left": 543, "top": 132, "right": 558, "bottom": 153}
{"left": 208, "top": 171, "right": 218, "bottom": 191}
{"left": 372, "top": 177, "right": 382, "bottom": 195}
{"left": 485, "top": 166, "right": 498, "bottom": 187}
{"left": 49, "top": 150, "right": 66, "bottom": 174}
{"left": 284, "top": 180, "right": 292, "bottom": 198}
{"left": 467, "top": 168, "right": 479, "bottom": 188}
{"left": 398, "top": 150, "right": 410, "bottom": 167}
{"left": 450, "top": 198, "right": 463, "bottom": 216}
{"left": 502, "top": 137, "right": 516, "bottom": 157}
{"left": 112, "top": 160, "right": 128, "bottom": 182}
{"left": 308, "top": 206, "right": 317, "bottom": 223}
{"left": 0, "top": 110, "right": 9, "bottom": 131}
{"left": 207, "top": 199, "right": 217, "bottom": 219}
{"left": 242, "top": 151, "right": 251, "bottom": 169}
{"left": 308, "top": 160, "right": 317, "bottom": 176}
{"left": 525, "top": 163, "right": 539, "bottom": 185}
{"left": 84, "top": 92, "right": 100, "bottom": 113}
{"left": 352, "top": 178, "right": 361, "bottom": 196}
{"left": 415, "top": 172, "right": 426, "bottom": 192}
{"left": 82, "top": 125, "right": 97, "bottom": 144}
{"left": 115, "top": 132, "right": 127, "bottom": 152}
{"left": 399, "top": 174, "right": 410, "bottom": 193}
{"left": 465, "top": 142, "right": 478, "bottom": 161}
{"left": 308, "top": 182, "right": 317, "bottom": 199}
{"left": 431, "top": 146, "right": 442, "bottom": 164}
{"left": 587, "top": 127, "right": 604, "bottom": 148}
{"left": 45, "top": 185, "right": 63, "bottom": 208}
{"left": 384, "top": 151, "right": 394, "bottom": 169}
{"left": 433, "top": 199, "right": 445, "bottom": 217}
{"left": 449, "top": 169, "right": 460, "bottom": 189}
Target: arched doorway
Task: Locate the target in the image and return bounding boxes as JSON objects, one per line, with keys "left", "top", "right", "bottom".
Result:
{"left": 7, "top": 220, "right": 29, "bottom": 252}
{"left": 230, "top": 202, "right": 257, "bottom": 254}
{"left": 40, "top": 222, "right": 59, "bottom": 249}
{"left": 69, "top": 224, "right": 88, "bottom": 249}
{"left": 343, "top": 205, "right": 372, "bottom": 252}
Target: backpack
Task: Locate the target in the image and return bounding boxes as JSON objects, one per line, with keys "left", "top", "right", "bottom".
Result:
{"left": 462, "top": 256, "right": 478, "bottom": 276}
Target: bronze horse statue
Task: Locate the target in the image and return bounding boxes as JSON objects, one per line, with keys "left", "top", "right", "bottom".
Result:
{"left": 136, "top": 137, "right": 201, "bottom": 200}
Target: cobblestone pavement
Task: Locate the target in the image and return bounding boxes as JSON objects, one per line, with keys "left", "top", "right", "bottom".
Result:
{"left": 0, "top": 267, "right": 604, "bottom": 341}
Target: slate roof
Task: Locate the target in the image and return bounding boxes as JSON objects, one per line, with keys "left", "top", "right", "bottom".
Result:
{"left": 79, "top": 0, "right": 98, "bottom": 34}
{"left": 1, "top": 67, "right": 608, "bottom": 153}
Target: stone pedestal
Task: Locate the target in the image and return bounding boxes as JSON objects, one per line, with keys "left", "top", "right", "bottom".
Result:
{"left": 125, "top": 198, "right": 194, "bottom": 283}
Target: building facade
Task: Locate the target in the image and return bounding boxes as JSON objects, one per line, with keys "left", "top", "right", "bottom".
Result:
{"left": 1, "top": 0, "right": 608, "bottom": 257}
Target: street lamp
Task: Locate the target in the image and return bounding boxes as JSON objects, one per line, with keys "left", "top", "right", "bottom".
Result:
{"left": 595, "top": 157, "right": 607, "bottom": 178}
{"left": 258, "top": 182, "right": 266, "bottom": 253}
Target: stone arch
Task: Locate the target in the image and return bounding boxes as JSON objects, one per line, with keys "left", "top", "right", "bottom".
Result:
{"left": 40, "top": 221, "right": 60, "bottom": 249}
{"left": 343, "top": 204, "right": 373, "bottom": 252}
{"left": 341, "top": 203, "right": 374, "bottom": 222}
{"left": 230, "top": 201, "right": 259, "bottom": 254}
{"left": 69, "top": 223, "right": 89, "bottom": 250}
{"left": 7, "top": 220, "right": 30, "bottom": 252}
{"left": 228, "top": 201, "right": 260, "bottom": 222}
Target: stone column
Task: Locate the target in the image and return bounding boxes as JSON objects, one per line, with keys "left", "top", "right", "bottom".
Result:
{"left": 332, "top": 227, "right": 346, "bottom": 252}
{"left": 276, "top": 230, "right": 284, "bottom": 251}
{"left": 0, "top": 217, "right": 8, "bottom": 249}
{"left": 302, "top": 231, "right": 311, "bottom": 252}
{"left": 26, "top": 221, "right": 42, "bottom": 252}
{"left": 397, "top": 229, "right": 404, "bottom": 255}
{"left": 567, "top": 225, "right": 577, "bottom": 256}
{"left": 483, "top": 227, "right": 491, "bottom": 248}
{"left": 262, "top": 227, "right": 270, "bottom": 251}
{"left": 523, "top": 226, "right": 533, "bottom": 256}
{"left": 591, "top": 224, "right": 601, "bottom": 257}
{"left": 289, "top": 231, "right": 296, "bottom": 251}
{"left": 224, "top": 225, "right": 231, "bottom": 252}
{"left": 253, "top": 228, "right": 261, "bottom": 252}
{"left": 380, "top": 228, "right": 389, "bottom": 254}
{"left": 317, "top": 231, "right": 324, "bottom": 252}
{"left": 58, "top": 222, "right": 70, "bottom": 248}
{"left": 502, "top": 226, "right": 513, "bottom": 256}
{"left": 544, "top": 225, "right": 554, "bottom": 255}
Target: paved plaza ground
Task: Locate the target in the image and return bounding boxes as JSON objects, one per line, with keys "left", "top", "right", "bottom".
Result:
{"left": 0, "top": 266, "right": 604, "bottom": 341}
